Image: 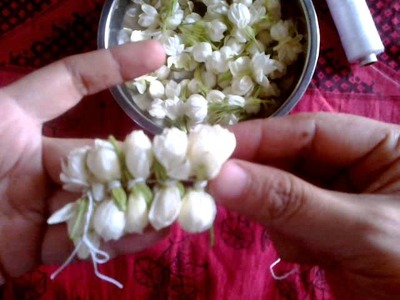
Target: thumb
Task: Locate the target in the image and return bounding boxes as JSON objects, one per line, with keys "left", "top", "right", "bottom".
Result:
{"left": 209, "top": 160, "right": 368, "bottom": 253}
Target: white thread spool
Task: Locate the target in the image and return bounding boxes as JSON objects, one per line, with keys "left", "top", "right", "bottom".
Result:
{"left": 326, "top": 0, "right": 385, "bottom": 66}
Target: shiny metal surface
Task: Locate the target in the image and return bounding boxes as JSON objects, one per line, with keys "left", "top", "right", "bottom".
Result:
{"left": 98, "top": 0, "right": 320, "bottom": 134}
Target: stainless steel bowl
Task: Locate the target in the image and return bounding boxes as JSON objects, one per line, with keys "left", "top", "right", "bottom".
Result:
{"left": 98, "top": 0, "right": 320, "bottom": 134}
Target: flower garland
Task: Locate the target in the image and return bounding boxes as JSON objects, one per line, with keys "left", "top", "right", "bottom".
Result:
{"left": 48, "top": 124, "right": 236, "bottom": 288}
{"left": 118, "top": 0, "right": 304, "bottom": 129}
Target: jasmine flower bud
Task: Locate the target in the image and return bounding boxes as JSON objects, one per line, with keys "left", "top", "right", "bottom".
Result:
{"left": 184, "top": 12, "right": 201, "bottom": 24}
{"left": 185, "top": 94, "right": 208, "bottom": 125}
{"left": 206, "top": 90, "right": 226, "bottom": 103}
{"left": 124, "top": 130, "right": 153, "bottom": 179}
{"left": 166, "top": 6, "right": 184, "bottom": 29}
{"left": 187, "top": 124, "right": 236, "bottom": 179}
{"left": 60, "top": 146, "right": 90, "bottom": 192}
{"left": 148, "top": 80, "right": 165, "bottom": 98}
{"left": 270, "top": 20, "right": 290, "bottom": 41}
{"left": 93, "top": 199, "right": 126, "bottom": 241}
{"left": 125, "top": 187, "right": 150, "bottom": 234}
{"left": 153, "top": 127, "right": 188, "bottom": 175}
{"left": 205, "top": 51, "right": 229, "bottom": 74}
{"left": 154, "top": 65, "right": 170, "bottom": 80}
{"left": 231, "top": 75, "right": 254, "bottom": 96}
{"left": 178, "top": 189, "right": 217, "bottom": 233}
{"left": 192, "top": 42, "right": 213, "bottom": 63}
{"left": 226, "top": 95, "right": 245, "bottom": 107}
{"left": 130, "top": 30, "right": 146, "bottom": 42}
{"left": 148, "top": 183, "right": 183, "bottom": 230}
{"left": 149, "top": 98, "right": 167, "bottom": 119}
{"left": 229, "top": 56, "right": 251, "bottom": 78}
{"left": 165, "top": 96, "right": 185, "bottom": 120}
{"left": 86, "top": 140, "right": 121, "bottom": 183}
{"left": 165, "top": 80, "right": 181, "bottom": 98}
{"left": 228, "top": 3, "right": 251, "bottom": 29}
{"left": 138, "top": 4, "right": 159, "bottom": 28}
{"left": 206, "top": 20, "right": 227, "bottom": 42}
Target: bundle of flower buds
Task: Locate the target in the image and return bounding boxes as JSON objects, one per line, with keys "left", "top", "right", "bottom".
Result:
{"left": 47, "top": 124, "right": 236, "bottom": 288}
{"left": 118, "top": 0, "right": 304, "bottom": 129}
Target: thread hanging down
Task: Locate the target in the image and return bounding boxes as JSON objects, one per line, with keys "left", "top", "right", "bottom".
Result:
{"left": 326, "top": 0, "right": 384, "bottom": 66}
{"left": 270, "top": 258, "right": 296, "bottom": 280}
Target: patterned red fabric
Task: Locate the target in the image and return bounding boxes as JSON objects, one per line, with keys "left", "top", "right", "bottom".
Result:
{"left": 0, "top": 0, "right": 399, "bottom": 299}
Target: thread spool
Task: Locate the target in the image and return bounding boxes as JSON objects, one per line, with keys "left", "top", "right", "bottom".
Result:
{"left": 325, "top": 0, "right": 385, "bottom": 66}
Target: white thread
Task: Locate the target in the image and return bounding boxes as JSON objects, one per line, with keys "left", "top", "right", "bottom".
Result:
{"left": 108, "top": 180, "right": 122, "bottom": 190}
{"left": 50, "top": 191, "right": 123, "bottom": 289}
{"left": 91, "top": 252, "right": 123, "bottom": 289}
{"left": 50, "top": 240, "right": 83, "bottom": 280}
{"left": 326, "top": 0, "right": 384, "bottom": 65}
{"left": 194, "top": 181, "right": 208, "bottom": 190}
{"left": 270, "top": 258, "right": 296, "bottom": 280}
{"left": 127, "top": 178, "right": 146, "bottom": 190}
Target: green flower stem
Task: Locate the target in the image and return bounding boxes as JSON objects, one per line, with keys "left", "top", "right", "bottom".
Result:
{"left": 69, "top": 197, "right": 88, "bottom": 240}
{"left": 112, "top": 186, "right": 128, "bottom": 211}
{"left": 108, "top": 135, "right": 131, "bottom": 184}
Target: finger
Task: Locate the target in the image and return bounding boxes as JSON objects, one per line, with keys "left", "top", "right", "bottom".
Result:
{"left": 230, "top": 113, "right": 400, "bottom": 190}
{"left": 43, "top": 137, "right": 93, "bottom": 185}
{"left": 3, "top": 40, "right": 165, "bottom": 122}
{"left": 209, "top": 160, "right": 381, "bottom": 263}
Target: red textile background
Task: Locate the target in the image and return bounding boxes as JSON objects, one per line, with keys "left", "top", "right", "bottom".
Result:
{"left": 0, "top": 0, "right": 399, "bottom": 299}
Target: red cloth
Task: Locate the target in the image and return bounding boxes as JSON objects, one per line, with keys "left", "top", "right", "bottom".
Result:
{"left": 0, "top": 0, "right": 399, "bottom": 299}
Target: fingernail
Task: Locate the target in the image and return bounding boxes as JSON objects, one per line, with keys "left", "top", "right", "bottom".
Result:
{"left": 210, "top": 161, "right": 248, "bottom": 204}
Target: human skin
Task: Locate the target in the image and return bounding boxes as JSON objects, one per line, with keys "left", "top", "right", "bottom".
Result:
{"left": 209, "top": 113, "right": 400, "bottom": 300}
{"left": 1, "top": 39, "right": 400, "bottom": 299}
{"left": 0, "top": 40, "right": 167, "bottom": 284}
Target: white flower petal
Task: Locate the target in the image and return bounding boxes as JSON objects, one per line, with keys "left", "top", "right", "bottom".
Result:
{"left": 93, "top": 200, "right": 126, "bottom": 241}
{"left": 187, "top": 124, "right": 236, "bottom": 179}
{"left": 86, "top": 140, "right": 121, "bottom": 183}
{"left": 125, "top": 192, "right": 149, "bottom": 234}
{"left": 48, "top": 202, "right": 77, "bottom": 224}
{"left": 148, "top": 184, "right": 182, "bottom": 230}
{"left": 178, "top": 189, "right": 216, "bottom": 233}
{"left": 124, "top": 130, "right": 153, "bottom": 179}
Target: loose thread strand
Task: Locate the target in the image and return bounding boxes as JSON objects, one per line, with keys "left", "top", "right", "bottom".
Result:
{"left": 270, "top": 258, "right": 296, "bottom": 280}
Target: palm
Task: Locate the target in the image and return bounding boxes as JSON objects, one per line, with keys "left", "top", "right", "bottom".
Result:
{"left": 0, "top": 41, "right": 166, "bottom": 282}
{"left": 0, "top": 99, "right": 46, "bottom": 280}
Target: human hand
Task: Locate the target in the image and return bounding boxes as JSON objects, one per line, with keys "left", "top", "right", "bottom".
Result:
{"left": 0, "top": 41, "right": 166, "bottom": 283}
{"left": 209, "top": 113, "right": 400, "bottom": 300}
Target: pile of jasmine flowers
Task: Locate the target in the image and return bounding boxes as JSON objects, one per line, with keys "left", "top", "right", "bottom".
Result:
{"left": 48, "top": 124, "right": 236, "bottom": 288}
{"left": 118, "top": 0, "right": 304, "bottom": 129}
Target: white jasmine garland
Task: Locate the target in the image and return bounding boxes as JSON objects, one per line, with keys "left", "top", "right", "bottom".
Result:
{"left": 49, "top": 125, "right": 237, "bottom": 288}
